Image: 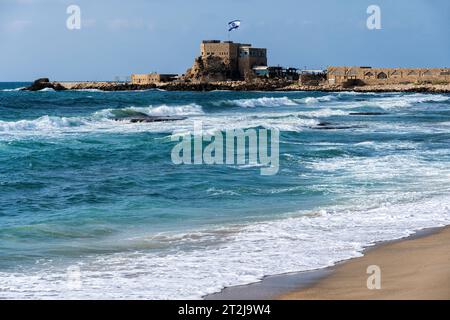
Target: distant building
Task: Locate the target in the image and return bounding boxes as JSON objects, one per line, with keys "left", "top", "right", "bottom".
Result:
{"left": 299, "top": 70, "right": 327, "bottom": 86}
{"left": 327, "top": 66, "right": 450, "bottom": 85}
{"left": 131, "top": 73, "right": 178, "bottom": 85}
{"left": 252, "top": 66, "right": 300, "bottom": 80}
{"left": 200, "top": 40, "right": 267, "bottom": 79}
{"left": 252, "top": 66, "right": 270, "bottom": 77}
{"left": 238, "top": 45, "right": 267, "bottom": 79}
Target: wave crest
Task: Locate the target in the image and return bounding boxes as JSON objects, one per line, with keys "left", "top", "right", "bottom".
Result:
{"left": 216, "top": 97, "right": 298, "bottom": 108}
{"left": 0, "top": 115, "right": 85, "bottom": 132}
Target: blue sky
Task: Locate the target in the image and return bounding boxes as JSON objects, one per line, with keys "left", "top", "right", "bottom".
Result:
{"left": 0, "top": 0, "right": 449, "bottom": 81}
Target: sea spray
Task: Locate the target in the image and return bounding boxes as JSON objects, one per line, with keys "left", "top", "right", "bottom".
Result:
{"left": 171, "top": 120, "right": 280, "bottom": 175}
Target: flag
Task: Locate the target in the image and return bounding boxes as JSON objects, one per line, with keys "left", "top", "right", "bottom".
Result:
{"left": 228, "top": 20, "right": 241, "bottom": 32}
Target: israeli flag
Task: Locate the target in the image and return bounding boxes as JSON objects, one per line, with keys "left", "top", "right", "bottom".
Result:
{"left": 228, "top": 20, "right": 241, "bottom": 32}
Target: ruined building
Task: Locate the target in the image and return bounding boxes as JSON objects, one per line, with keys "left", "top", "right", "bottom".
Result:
{"left": 131, "top": 73, "right": 178, "bottom": 85}
{"left": 185, "top": 40, "right": 268, "bottom": 81}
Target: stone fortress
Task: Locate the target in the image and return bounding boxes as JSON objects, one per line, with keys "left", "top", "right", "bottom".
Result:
{"left": 130, "top": 39, "right": 450, "bottom": 87}
{"left": 132, "top": 40, "right": 268, "bottom": 84}
{"left": 199, "top": 40, "right": 267, "bottom": 79}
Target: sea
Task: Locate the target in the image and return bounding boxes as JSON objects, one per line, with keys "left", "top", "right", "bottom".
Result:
{"left": 0, "top": 82, "right": 449, "bottom": 299}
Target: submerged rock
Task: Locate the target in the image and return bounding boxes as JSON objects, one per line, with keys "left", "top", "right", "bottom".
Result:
{"left": 349, "top": 112, "right": 388, "bottom": 116}
{"left": 114, "top": 114, "right": 187, "bottom": 123}
{"left": 314, "top": 121, "right": 363, "bottom": 130}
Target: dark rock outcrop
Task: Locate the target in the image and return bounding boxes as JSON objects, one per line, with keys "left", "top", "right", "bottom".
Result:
{"left": 23, "top": 78, "right": 67, "bottom": 91}
{"left": 68, "top": 82, "right": 157, "bottom": 91}
{"left": 349, "top": 112, "right": 388, "bottom": 116}
{"left": 184, "top": 56, "right": 236, "bottom": 82}
{"left": 314, "top": 122, "right": 363, "bottom": 130}
{"left": 115, "top": 115, "right": 187, "bottom": 123}
{"left": 160, "top": 79, "right": 295, "bottom": 92}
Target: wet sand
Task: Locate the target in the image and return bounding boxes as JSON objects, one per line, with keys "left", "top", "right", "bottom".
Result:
{"left": 280, "top": 226, "right": 450, "bottom": 300}
{"left": 206, "top": 226, "right": 450, "bottom": 300}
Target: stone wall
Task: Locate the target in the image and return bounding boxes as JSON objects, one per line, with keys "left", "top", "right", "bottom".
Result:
{"left": 131, "top": 73, "right": 177, "bottom": 85}
{"left": 327, "top": 66, "right": 450, "bottom": 85}
{"left": 299, "top": 73, "right": 327, "bottom": 86}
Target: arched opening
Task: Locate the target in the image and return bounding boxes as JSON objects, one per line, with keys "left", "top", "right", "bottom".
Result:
{"left": 377, "top": 72, "right": 388, "bottom": 79}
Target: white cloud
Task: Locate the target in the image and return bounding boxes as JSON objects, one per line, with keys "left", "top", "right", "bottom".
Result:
{"left": 83, "top": 18, "right": 96, "bottom": 28}
{"left": 107, "top": 18, "right": 154, "bottom": 31}
{"left": 4, "top": 19, "right": 32, "bottom": 32}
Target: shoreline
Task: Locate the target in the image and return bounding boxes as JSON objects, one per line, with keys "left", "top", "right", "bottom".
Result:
{"left": 21, "top": 79, "right": 450, "bottom": 94}
{"left": 206, "top": 225, "right": 450, "bottom": 300}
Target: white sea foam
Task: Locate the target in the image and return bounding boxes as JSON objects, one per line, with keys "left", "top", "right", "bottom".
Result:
{"left": 0, "top": 115, "right": 86, "bottom": 132}
{"left": 298, "top": 108, "right": 348, "bottom": 117}
{"left": 296, "top": 95, "right": 335, "bottom": 104}
{"left": 0, "top": 107, "right": 320, "bottom": 139}
{"left": 217, "top": 97, "right": 298, "bottom": 108}
{"left": 1, "top": 87, "right": 24, "bottom": 92}
{"left": 74, "top": 89, "right": 104, "bottom": 92}
{"left": 0, "top": 194, "right": 448, "bottom": 299}
{"left": 349, "top": 93, "right": 450, "bottom": 110}
{"left": 1, "top": 93, "right": 448, "bottom": 139}
{"left": 206, "top": 187, "right": 239, "bottom": 196}
{"left": 133, "top": 103, "right": 205, "bottom": 116}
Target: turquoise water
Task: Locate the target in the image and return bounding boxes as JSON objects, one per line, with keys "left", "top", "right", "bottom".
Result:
{"left": 1, "top": 83, "right": 450, "bottom": 298}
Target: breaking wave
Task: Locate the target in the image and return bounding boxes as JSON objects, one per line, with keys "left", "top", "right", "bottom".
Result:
{"left": 1, "top": 194, "right": 449, "bottom": 299}
{"left": 1, "top": 87, "right": 25, "bottom": 92}
{"left": 296, "top": 95, "right": 335, "bottom": 104}
{"left": 0, "top": 116, "right": 86, "bottom": 132}
{"left": 97, "top": 103, "right": 205, "bottom": 119}
{"left": 0, "top": 103, "right": 320, "bottom": 137}
{"left": 131, "top": 104, "right": 204, "bottom": 116}
{"left": 216, "top": 97, "right": 298, "bottom": 108}
{"left": 0, "top": 104, "right": 203, "bottom": 135}
{"left": 361, "top": 93, "right": 450, "bottom": 109}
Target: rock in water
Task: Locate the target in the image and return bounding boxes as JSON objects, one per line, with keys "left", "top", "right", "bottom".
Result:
{"left": 314, "top": 121, "right": 363, "bottom": 130}
{"left": 349, "top": 112, "right": 388, "bottom": 116}
{"left": 35, "top": 78, "right": 50, "bottom": 83}
{"left": 114, "top": 114, "right": 187, "bottom": 123}
{"left": 23, "top": 78, "right": 67, "bottom": 91}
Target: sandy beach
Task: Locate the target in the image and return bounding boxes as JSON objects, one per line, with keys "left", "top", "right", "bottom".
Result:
{"left": 280, "top": 226, "right": 450, "bottom": 300}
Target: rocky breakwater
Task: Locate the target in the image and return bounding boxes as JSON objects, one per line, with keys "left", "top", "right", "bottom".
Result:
{"left": 22, "top": 79, "right": 157, "bottom": 92}
{"left": 62, "top": 82, "right": 157, "bottom": 91}
{"left": 23, "top": 78, "right": 450, "bottom": 93}
{"left": 23, "top": 78, "right": 296, "bottom": 92}
{"left": 159, "top": 79, "right": 295, "bottom": 91}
